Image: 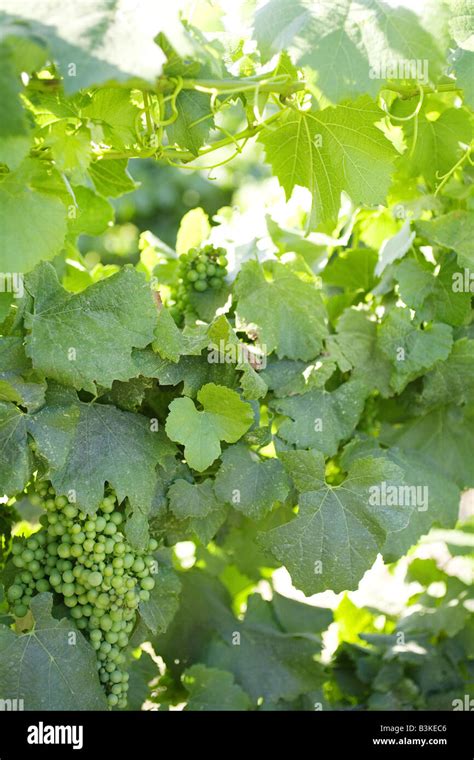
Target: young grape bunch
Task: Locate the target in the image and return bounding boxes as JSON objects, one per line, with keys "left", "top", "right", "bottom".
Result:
{"left": 170, "top": 244, "right": 228, "bottom": 322}
{"left": 7, "top": 480, "right": 158, "bottom": 710}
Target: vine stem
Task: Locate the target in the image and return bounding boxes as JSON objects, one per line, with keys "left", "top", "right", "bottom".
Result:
{"left": 156, "top": 74, "right": 305, "bottom": 97}
{"left": 434, "top": 145, "right": 473, "bottom": 196}
{"left": 99, "top": 109, "right": 285, "bottom": 164}
{"left": 383, "top": 81, "right": 462, "bottom": 98}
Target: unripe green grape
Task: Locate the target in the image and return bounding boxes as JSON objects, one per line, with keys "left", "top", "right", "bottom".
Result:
{"left": 96, "top": 592, "right": 110, "bottom": 609}
{"left": 141, "top": 576, "right": 155, "bottom": 591}
{"left": 14, "top": 604, "right": 28, "bottom": 618}
{"left": 7, "top": 584, "right": 23, "bottom": 601}
{"left": 95, "top": 516, "right": 106, "bottom": 532}
{"left": 22, "top": 549, "right": 34, "bottom": 563}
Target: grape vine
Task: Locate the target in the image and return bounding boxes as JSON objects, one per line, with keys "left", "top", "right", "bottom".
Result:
{"left": 8, "top": 481, "right": 157, "bottom": 709}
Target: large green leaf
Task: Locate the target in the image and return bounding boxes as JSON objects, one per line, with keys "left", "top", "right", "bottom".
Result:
{"left": 254, "top": 0, "right": 444, "bottom": 103}
{"left": 0, "top": 593, "right": 107, "bottom": 709}
{"left": 0, "top": 402, "right": 30, "bottom": 495}
{"left": 0, "top": 0, "right": 174, "bottom": 91}
{"left": 421, "top": 338, "right": 474, "bottom": 406}
{"left": 378, "top": 308, "right": 453, "bottom": 394}
{"left": 259, "top": 98, "right": 396, "bottom": 225}
{"left": 415, "top": 211, "right": 474, "bottom": 268}
{"left": 0, "top": 161, "right": 67, "bottom": 273}
{"left": 235, "top": 259, "right": 327, "bottom": 361}
{"left": 381, "top": 405, "right": 474, "bottom": 488}
{"left": 25, "top": 263, "right": 158, "bottom": 393}
{"left": 272, "top": 380, "right": 367, "bottom": 455}
{"left": 182, "top": 665, "right": 251, "bottom": 711}
{"left": 138, "top": 565, "right": 181, "bottom": 637}
{"left": 27, "top": 389, "right": 167, "bottom": 535}
{"left": 259, "top": 452, "right": 410, "bottom": 593}
{"left": 214, "top": 443, "right": 290, "bottom": 520}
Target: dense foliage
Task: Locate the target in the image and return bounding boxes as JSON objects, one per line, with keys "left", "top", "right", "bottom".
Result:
{"left": 0, "top": 0, "right": 473, "bottom": 711}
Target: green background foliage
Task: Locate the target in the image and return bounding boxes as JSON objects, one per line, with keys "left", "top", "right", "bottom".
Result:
{"left": 0, "top": 0, "right": 473, "bottom": 711}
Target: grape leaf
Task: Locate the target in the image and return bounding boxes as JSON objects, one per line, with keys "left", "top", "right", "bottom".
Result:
{"left": 235, "top": 259, "right": 327, "bottom": 361}
{"left": 402, "top": 107, "right": 472, "bottom": 186}
{"left": 381, "top": 405, "right": 474, "bottom": 488}
{"left": 167, "top": 90, "right": 214, "bottom": 156}
{"left": 165, "top": 383, "right": 254, "bottom": 471}
{"left": 378, "top": 308, "right": 453, "bottom": 394}
{"left": 168, "top": 478, "right": 219, "bottom": 519}
{"left": 272, "top": 380, "right": 367, "bottom": 455}
{"left": 27, "top": 389, "right": 167, "bottom": 532}
{"left": 0, "top": 0, "right": 170, "bottom": 91}
{"left": 214, "top": 443, "right": 290, "bottom": 520}
{"left": 322, "top": 248, "right": 377, "bottom": 291}
{"left": 0, "top": 43, "right": 28, "bottom": 137}
{"left": 0, "top": 402, "right": 30, "bottom": 495}
{"left": 67, "top": 185, "right": 114, "bottom": 237}
{"left": 206, "top": 599, "right": 325, "bottom": 704}
{"left": 88, "top": 159, "right": 137, "bottom": 198}
{"left": 449, "top": 0, "right": 474, "bottom": 51}
{"left": 260, "top": 355, "right": 337, "bottom": 397}
{"left": 396, "top": 257, "right": 471, "bottom": 326}
{"left": 25, "top": 263, "right": 158, "bottom": 393}
{"left": 182, "top": 665, "right": 251, "bottom": 711}
{"left": 138, "top": 565, "right": 181, "bottom": 636}
{"left": 207, "top": 315, "right": 268, "bottom": 401}
{"left": 258, "top": 453, "right": 409, "bottom": 594}
{"left": 415, "top": 211, "right": 474, "bottom": 268}
{"left": 452, "top": 48, "right": 474, "bottom": 107}
{"left": 81, "top": 87, "right": 140, "bottom": 148}
{"left": 152, "top": 309, "right": 208, "bottom": 363}
{"left": 272, "top": 591, "right": 333, "bottom": 634}
{"left": 421, "top": 338, "right": 474, "bottom": 406}
{"left": 0, "top": 160, "right": 68, "bottom": 273}
{"left": 341, "top": 439, "right": 460, "bottom": 560}
{"left": 258, "top": 97, "right": 396, "bottom": 225}
{"left": 254, "top": 0, "right": 444, "bottom": 103}
{"left": 375, "top": 220, "right": 415, "bottom": 277}
{"left": 0, "top": 593, "right": 107, "bottom": 709}
{"left": 335, "top": 309, "right": 392, "bottom": 396}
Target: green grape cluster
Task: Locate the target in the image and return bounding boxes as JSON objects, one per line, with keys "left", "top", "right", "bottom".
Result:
{"left": 7, "top": 481, "right": 158, "bottom": 709}
{"left": 170, "top": 244, "right": 228, "bottom": 321}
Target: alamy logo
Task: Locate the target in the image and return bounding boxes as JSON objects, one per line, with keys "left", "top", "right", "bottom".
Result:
{"left": 452, "top": 695, "right": 474, "bottom": 711}
{"left": 369, "top": 59, "right": 429, "bottom": 84}
{"left": 369, "top": 482, "right": 428, "bottom": 511}
{"left": 452, "top": 268, "right": 474, "bottom": 293}
{"left": 27, "top": 722, "right": 84, "bottom": 750}
{"left": 0, "top": 272, "right": 24, "bottom": 299}
{"left": 0, "top": 697, "right": 24, "bottom": 710}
